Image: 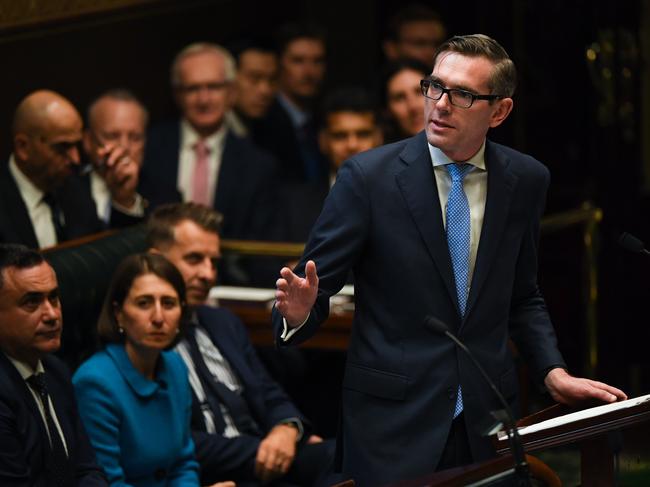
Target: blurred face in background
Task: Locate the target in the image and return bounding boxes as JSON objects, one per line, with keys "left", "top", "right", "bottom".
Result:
{"left": 14, "top": 100, "right": 83, "bottom": 192}
{"left": 388, "top": 20, "right": 447, "bottom": 66}
{"left": 174, "top": 51, "right": 234, "bottom": 136}
{"left": 387, "top": 68, "right": 425, "bottom": 137}
{"left": 84, "top": 97, "right": 147, "bottom": 169}
{"left": 320, "top": 111, "right": 383, "bottom": 169}
{"left": 279, "top": 38, "right": 326, "bottom": 103}
{"left": 235, "top": 49, "right": 278, "bottom": 119}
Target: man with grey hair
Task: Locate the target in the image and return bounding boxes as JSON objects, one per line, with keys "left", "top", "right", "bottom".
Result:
{"left": 139, "top": 43, "right": 279, "bottom": 264}
{"left": 83, "top": 89, "right": 148, "bottom": 224}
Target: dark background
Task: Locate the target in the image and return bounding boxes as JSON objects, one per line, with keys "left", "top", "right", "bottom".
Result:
{"left": 1, "top": 0, "right": 649, "bottom": 396}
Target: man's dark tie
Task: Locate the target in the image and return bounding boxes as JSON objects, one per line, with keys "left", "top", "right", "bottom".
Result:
{"left": 185, "top": 326, "right": 260, "bottom": 435}
{"left": 41, "top": 194, "right": 66, "bottom": 243}
{"left": 26, "top": 373, "right": 69, "bottom": 487}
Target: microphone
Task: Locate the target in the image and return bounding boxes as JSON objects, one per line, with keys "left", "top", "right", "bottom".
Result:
{"left": 618, "top": 232, "right": 650, "bottom": 256}
{"left": 423, "top": 315, "right": 531, "bottom": 486}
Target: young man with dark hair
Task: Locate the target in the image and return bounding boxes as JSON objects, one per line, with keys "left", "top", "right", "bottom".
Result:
{"left": 255, "top": 23, "right": 329, "bottom": 184}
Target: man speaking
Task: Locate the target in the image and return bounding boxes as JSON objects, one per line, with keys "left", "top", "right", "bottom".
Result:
{"left": 273, "top": 34, "right": 626, "bottom": 486}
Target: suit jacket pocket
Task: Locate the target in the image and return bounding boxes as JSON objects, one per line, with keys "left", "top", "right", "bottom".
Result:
{"left": 343, "top": 363, "right": 408, "bottom": 400}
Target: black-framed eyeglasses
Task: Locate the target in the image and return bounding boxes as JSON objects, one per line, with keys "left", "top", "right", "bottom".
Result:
{"left": 420, "top": 78, "right": 503, "bottom": 109}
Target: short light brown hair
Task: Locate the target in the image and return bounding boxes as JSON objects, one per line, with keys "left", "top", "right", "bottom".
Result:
{"left": 432, "top": 34, "right": 517, "bottom": 98}
{"left": 97, "top": 253, "right": 188, "bottom": 346}
{"left": 146, "top": 203, "right": 223, "bottom": 250}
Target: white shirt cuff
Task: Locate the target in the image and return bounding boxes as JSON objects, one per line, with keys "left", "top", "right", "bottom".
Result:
{"left": 112, "top": 193, "right": 145, "bottom": 216}
{"left": 280, "top": 313, "right": 310, "bottom": 341}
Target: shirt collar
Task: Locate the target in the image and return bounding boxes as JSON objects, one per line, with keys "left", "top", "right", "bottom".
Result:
{"left": 105, "top": 343, "right": 167, "bottom": 398}
{"left": 9, "top": 154, "right": 46, "bottom": 211}
{"left": 180, "top": 119, "right": 227, "bottom": 154}
{"left": 277, "top": 92, "right": 310, "bottom": 128}
{"left": 4, "top": 352, "right": 45, "bottom": 380}
{"left": 428, "top": 141, "right": 487, "bottom": 171}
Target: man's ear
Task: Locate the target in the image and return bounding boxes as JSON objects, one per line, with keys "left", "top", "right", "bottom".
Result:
{"left": 489, "top": 97, "right": 514, "bottom": 128}
{"left": 13, "top": 133, "right": 30, "bottom": 161}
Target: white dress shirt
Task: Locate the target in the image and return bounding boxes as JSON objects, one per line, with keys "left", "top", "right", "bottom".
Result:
{"left": 8, "top": 155, "right": 58, "bottom": 248}
{"left": 177, "top": 121, "right": 226, "bottom": 207}
{"left": 282, "top": 139, "right": 489, "bottom": 340}
{"left": 429, "top": 141, "right": 487, "bottom": 284}
{"left": 5, "top": 354, "right": 68, "bottom": 455}
{"left": 175, "top": 324, "right": 244, "bottom": 438}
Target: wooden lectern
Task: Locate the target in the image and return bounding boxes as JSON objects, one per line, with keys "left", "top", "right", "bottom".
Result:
{"left": 494, "top": 394, "right": 650, "bottom": 486}
{"left": 390, "top": 395, "right": 650, "bottom": 486}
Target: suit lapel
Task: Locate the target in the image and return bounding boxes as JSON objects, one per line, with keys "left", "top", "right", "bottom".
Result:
{"left": 0, "top": 164, "right": 39, "bottom": 248}
{"left": 0, "top": 353, "right": 49, "bottom": 460}
{"left": 395, "top": 134, "right": 458, "bottom": 311}
{"left": 465, "top": 141, "right": 518, "bottom": 319}
{"left": 42, "top": 359, "right": 74, "bottom": 456}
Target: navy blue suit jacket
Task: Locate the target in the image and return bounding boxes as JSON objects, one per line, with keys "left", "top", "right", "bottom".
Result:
{"left": 190, "top": 306, "right": 307, "bottom": 481}
{"left": 272, "top": 133, "right": 566, "bottom": 485}
{"left": 0, "top": 161, "right": 140, "bottom": 248}
{"left": 0, "top": 353, "right": 107, "bottom": 486}
{"left": 139, "top": 121, "right": 278, "bottom": 242}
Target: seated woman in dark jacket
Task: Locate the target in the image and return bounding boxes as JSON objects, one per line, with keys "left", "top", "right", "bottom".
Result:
{"left": 73, "top": 253, "right": 234, "bottom": 487}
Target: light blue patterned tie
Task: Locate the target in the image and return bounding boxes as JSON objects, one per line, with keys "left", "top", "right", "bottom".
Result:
{"left": 446, "top": 163, "right": 473, "bottom": 418}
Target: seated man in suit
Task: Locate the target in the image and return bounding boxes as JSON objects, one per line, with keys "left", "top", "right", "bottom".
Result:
{"left": 282, "top": 86, "right": 383, "bottom": 243}
{"left": 226, "top": 38, "right": 279, "bottom": 138}
{"left": 0, "top": 90, "right": 141, "bottom": 249}
{"left": 139, "top": 42, "right": 278, "bottom": 244}
{"left": 146, "top": 203, "right": 334, "bottom": 486}
{"left": 0, "top": 243, "right": 107, "bottom": 486}
{"left": 254, "top": 23, "right": 329, "bottom": 184}
{"left": 140, "top": 43, "right": 280, "bottom": 285}
{"left": 82, "top": 89, "right": 148, "bottom": 224}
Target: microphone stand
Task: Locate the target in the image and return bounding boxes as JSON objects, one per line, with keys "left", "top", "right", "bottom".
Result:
{"left": 424, "top": 316, "right": 531, "bottom": 487}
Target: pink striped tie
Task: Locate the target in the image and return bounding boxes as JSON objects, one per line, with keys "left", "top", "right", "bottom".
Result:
{"left": 193, "top": 139, "right": 210, "bottom": 205}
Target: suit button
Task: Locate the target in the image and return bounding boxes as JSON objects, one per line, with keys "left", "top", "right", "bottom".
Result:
{"left": 447, "top": 387, "right": 456, "bottom": 400}
{"left": 154, "top": 468, "right": 166, "bottom": 481}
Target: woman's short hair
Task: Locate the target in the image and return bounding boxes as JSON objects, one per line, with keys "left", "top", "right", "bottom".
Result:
{"left": 97, "top": 253, "right": 188, "bottom": 347}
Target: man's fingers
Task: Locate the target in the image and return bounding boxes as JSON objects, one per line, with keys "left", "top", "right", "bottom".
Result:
{"left": 279, "top": 266, "right": 297, "bottom": 282}
{"left": 587, "top": 380, "right": 627, "bottom": 402}
{"left": 305, "top": 260, "right": 318, "bottom": 287}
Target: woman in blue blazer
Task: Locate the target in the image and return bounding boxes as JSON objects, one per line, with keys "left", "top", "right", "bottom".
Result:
{"left": 73, "top": 253, "right": 233, "bottom": 487}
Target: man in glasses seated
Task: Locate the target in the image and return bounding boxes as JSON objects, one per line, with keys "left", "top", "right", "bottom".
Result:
{"left": 0, "top": 90, "right": 142, "bottom": 249}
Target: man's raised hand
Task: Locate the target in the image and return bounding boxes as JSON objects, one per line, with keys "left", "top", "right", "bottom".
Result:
{"left": 275, "top": 260, "right": 319, "bottom": 327}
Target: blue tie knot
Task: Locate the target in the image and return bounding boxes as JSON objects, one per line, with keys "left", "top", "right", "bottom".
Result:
{"left": 446, "top": 163, "right": 473, "bottom": 182}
